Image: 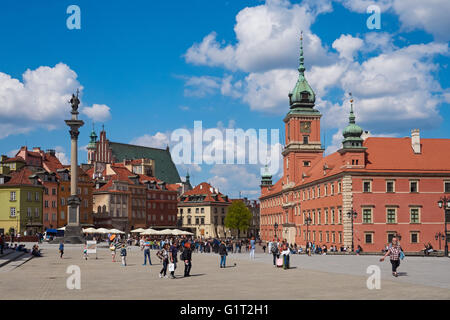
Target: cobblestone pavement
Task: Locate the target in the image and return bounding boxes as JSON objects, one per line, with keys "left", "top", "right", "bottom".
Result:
{"left": 0, "top": 244, "right": 448, "bottom": 300}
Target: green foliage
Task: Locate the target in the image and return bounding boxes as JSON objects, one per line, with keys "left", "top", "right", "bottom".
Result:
{"left": 224, "top": 201, "right": 252, "bottom": 234}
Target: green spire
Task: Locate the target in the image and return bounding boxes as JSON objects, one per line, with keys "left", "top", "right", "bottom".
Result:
{"left": 288, "top": 31, "right": 316, "bottom": 110}
{"left": 298, "top": 31, "right": 305, "bottom": 77}
{"left": 87, "top": 123, "right": 98, "bottom": 150}
{"left": 342, "top": 93, "right": 364, "bottom": 149}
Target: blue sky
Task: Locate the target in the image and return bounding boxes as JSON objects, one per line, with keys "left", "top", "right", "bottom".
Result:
{"left": 0, "top": 0, "right": 449, "bottom": 198}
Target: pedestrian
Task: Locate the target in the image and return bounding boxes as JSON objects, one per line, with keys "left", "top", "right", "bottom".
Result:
{"left": 249, "top": 237, "right": 256, "bottom": 259}
{"left": 181, "top": 242, "right": 192, "bottom": 277}
{"left": 83, "top": 245, "right": 88, "bottom": 260}
{"left": 0, "top": 234, "right": 4, "bottom": 255}
{"left": 158, "top": 243, "right": 170, "bottom": 278}
{"left": 120, "top": 244, "right": 127, "bottom": 266}
{"left": 169, "top": 240, "right": 178, "bottom": 279}
{"left": 110, "top": 242, "right": 116, "bottom": 262}
{"left": 219, "top": 240, "right": 227, "bottom": 268}
{"left": 143, "top": 238, "right": 152, "bottom": 266}
{"left": 380, "top": 237, "right": 403, "bottom": 277}
{"left": 262, "top": 244, "right": 266, "bottom": 253}
{"left": 59, "top": 241, "right": 64, "bottom": 259}
{"left": 281, "top": 240, "right": 290, "bottom": 270}
{"left": 271, "top": 240, "right": 279, "bottom": 266}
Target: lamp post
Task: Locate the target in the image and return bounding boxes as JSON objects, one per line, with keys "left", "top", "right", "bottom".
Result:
{"left": 435, "top": 232, "right": 445, "bottom": 251}
{"left": 305, "top": 216, "right": 312, "bottom": 243}
{"left": 347, "top": 209, "right": 357, "bottom": 252}
{"left": 437, "top": 196, "right": 450, "bottom": 257}
{"left": 274, "top": 222, "right": 278, "bottom": 240}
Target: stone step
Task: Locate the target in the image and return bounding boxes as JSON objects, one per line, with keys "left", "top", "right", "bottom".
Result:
{"left": 0, "top": 251, "right": 26, "bottom": 268}
{"left": 0, "top": 253, "right": 33, "bottom": 272}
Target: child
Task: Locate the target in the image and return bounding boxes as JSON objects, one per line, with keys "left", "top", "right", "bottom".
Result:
{"left": 59, "top": 241, "right": 64, "bottom": 259}
{"left": 120, "top": 244, "right": 127, "bottom": 266}
{"left": 110, "top": 243, "right": 116, "bottom": 262}
{"left": 83, "top": 246, "right": 88, "bottom": 260}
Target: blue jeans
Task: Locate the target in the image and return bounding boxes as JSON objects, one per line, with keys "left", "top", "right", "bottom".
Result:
{"left": 143, "top": 249, "right": 152, "bottom": 265}
{"left": 220, "top": 255, "right": 226, "bottom": 267}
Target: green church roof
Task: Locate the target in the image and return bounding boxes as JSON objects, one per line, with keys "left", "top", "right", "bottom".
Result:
{"left": 109, "top": 142, "right": 181, "bottom": 184}
{"left": 342, "top": 95, "right": 364, "bottom": 148}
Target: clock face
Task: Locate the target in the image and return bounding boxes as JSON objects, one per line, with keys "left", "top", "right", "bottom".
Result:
{"left": 300, "top": 121, "right": 311, "bottom": 133}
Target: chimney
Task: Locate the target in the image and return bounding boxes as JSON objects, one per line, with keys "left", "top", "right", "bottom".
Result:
{"left": 33, "top": 147, "right": 41, "bottom": 153}
{"left": 46, "top": 149, "right": 56, "bottom": 156}
{"left": 411, "top": 129, "right": 421, "bottom": 154}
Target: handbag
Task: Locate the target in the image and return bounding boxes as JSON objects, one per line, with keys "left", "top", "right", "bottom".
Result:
{"left": 168, "top": 263, "right": 175, "bottom": 272}
{"left": 399, "top": 250, "right": 405, "bottom": 260}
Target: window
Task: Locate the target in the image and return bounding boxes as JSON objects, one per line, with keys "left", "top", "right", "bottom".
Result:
{"left": 222, "top": 208, "right": 225, "bottom": 214}
{"left": 363, "top": 181, "right": 371, "bottom": 193}
{"left": 201, "top": 217, "right": 205, "bottom": 225}
{"left": 61, "top": 198, "right": 65, "bottom": 206}
{"left": 410, "top": 180, "right": 418, "bottom": 193}
{"left": 10, "top": 191, "right": 16, "bottom": 201}
{"left": 331, "top": 209, "right": 335, "bottom": 224}
{"left": 338, "top": 209, "right": 342, "bottom": 224}
{"left": 339, "top": 232, "right": 342, "bottom": 243}
{"left": 410, "top": 208, "right": 420, "bottom": 224}
{"left": 44, "top": 188, "right": 49, "bottom": 195}
{"left": 187, "top": 217, "right": 192, "bottom": 225}
{"left": 35, "top": 208, "right": 39, "bottom": 217}
{"left": 325, "top": 210, "right": 329, "bottom": 224}
{"left": 52, "top": 201, "right": 56, "bottom": 208}
{"left": 332, "top": 232, "right": 336, "bottom": 243}
{"left": 445, "top": 181, "right": 450, "bottom": 193}
{"left": 195, "top": 217, "right": 199, "bottom": 225}
{"left": 52, "top": 188, "right": 56, "bottom": 195}
{"left": 303, "top": 136, "right": 309, "bottom": 144}
{"left": 319, "top": 232, "right": 323, "bottom": 242}
{"left": 27, "top": 207, "right": 31, "bottom": 217}
{"left": 44, "top": 200, "right": 49, "bottom": 208}
{"left": 303, "top": 161, "right": 311, "bottom": 167}
{"left": 52, "top": 213, "right": 56, "bottom": 221}
{"left": 365, "top": 233, "right": 373, "bottom": 244}
{"left": 201, "top": 208, "right": 204, "bottom": 213}
{"left": 410, "top": 232, "right": 419, "bottom": 244}
{"left": 386, "top": 208, "right": 397, "bottom": 224}
{"left": 45, "top": 213, "right": 49, "bottom": 221}
{"left": 61, "top": 211, "right": 65, "bottom": 219}
{"left": 387, "top": 233, "right": 396, "bottom": 243}
{"left": 27, "top": 192, "right": 32, "bottom": 201}
{"left": 386, "top": 180, "right": 395, "bottom": 193}
{"left": 317, "top": 211, "right": 321, "bottom": 225}
{"left": 10, "top": 207, "right": 16, "bottom": 217}
{"left": 326, "top": 232, "right": 330, "bottom": 242}
{"left": 362, "top": 208, "right": 373, "bottom": 224}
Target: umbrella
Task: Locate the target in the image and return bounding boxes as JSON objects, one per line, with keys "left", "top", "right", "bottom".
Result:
{"left": 159, "top": 229, "right": 174, "bottom": 235}
{"left": 95, "top": 228, "right": 110, "bottom": 234}
{"left": 181, "top": 230, "right": 194, "bottom": 235}
{"left": 109, "top": 229, "right": 125, "bottom": 234}
{"left": 57, "top": 226, "right": 66, "bottom": 231}
{"left": 131, "top": 228, "right": 145, "bottom": 233}
{"left": 171, "top": 229, "right": 185, "bottom": 236}
{"left": 83, "top": 227, "right": 97, "bottom": 234}
{"left": 141, "top": 228, "right": 161, "bottom": 235}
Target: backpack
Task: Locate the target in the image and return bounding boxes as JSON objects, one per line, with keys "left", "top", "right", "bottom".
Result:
{"left": 271, "top": 245, "right": 278, "bottom": 254}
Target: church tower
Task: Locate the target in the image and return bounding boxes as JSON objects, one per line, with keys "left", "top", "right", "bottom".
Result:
{"left": 87, "top": 125, "right": 97, "bottom": 164}
{"left": 282, "top": 32, "right": 324, "bottom": 185}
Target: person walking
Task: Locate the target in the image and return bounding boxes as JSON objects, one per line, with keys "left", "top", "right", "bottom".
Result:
{"left": 380, "top": 237, "right": 403, "bottom": 277}
{"left": 120, "top": 244, "right": 127, "bottom": 266}
{"left": 249, "top": 237, "right": 256, "bottom": 259}
{"left": 110, "top": 242, "right": 116, "bottom": 262}
{"left": 281, "top": 240, "right": 290, "bottom": 270}
{"left": 262, "top": 244, "right": 266, "bottom": 253}
{"left": 158, "top": 243, "right": 170, "bottom": 278}
{"left": 181, "top": 242, "right": 192, "bottom": 277}
{"left": 219, "top": 240, "right": 227, "bottom": 268}
{"left": 59, "top": 241, "right": 64, "bottom": 259}
{"left": 0, "top": 234, "right": 4, "bottom": 255}
{"left": 271, "top": 241, "right": 279, "bottom": 266}
{"left": 83, "top": 245, "right": 88, "bottom": 260}
{"left": 169, "top": 240, "right": 178, "bottom": 279}
{"left": 143, "top": 238, "right": 152, "bottom": 266}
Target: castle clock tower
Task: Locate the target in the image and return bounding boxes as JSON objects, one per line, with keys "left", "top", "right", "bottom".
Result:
{"left": 282, "top": 32, "right": 324, "bottom": 185}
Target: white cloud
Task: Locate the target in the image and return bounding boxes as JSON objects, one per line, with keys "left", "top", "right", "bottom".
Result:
{"left": 209, "top": 164, "right": 261, "bottom": 197}
{"left": 130, "top": 132, "right": 170, "bottom": 149}
{"left": 54, "top": 146, "right": 69, "bottom": 165}
{"left": 0, "top": 63, "right": 81, "bottom": 139}
{"left": 339, "top": 0, "right": 393, "bottom": 13}
{"left": 81, "top": 104, "right": 111, "bottom": 122}
{"left": 332, "top": 34, "right": 364, "bottom": 61}
{"left": 393, "top": 0, "right": 450, "bottom": 42}
{"left": 185, "top": 0, "right": 334, "bottom": 73}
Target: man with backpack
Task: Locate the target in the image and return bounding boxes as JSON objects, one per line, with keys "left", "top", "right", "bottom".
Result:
{"left": 271, "top": 241, "right": 279, "bottom": 266}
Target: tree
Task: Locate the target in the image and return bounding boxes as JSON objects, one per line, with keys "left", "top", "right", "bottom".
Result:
{"left": 224, "top": 201, "right": 252, "bottom": 239}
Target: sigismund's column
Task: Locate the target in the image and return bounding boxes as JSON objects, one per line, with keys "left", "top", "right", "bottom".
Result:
{"left": 65, "top": 90, "right": 84, "bottom": 231}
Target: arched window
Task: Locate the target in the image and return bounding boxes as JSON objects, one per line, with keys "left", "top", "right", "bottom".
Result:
{"left": 97, "top": 206, "right": 101, "bottom": 213}
{"left": 102, "top": 205, "right": 107, "bottom": 213}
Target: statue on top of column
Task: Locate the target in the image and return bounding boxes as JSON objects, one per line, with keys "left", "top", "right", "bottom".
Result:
{"left": 70, "top": 89, "right": 80, "bottom": 112}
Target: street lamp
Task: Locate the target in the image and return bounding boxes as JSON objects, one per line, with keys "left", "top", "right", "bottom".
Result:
{"left": 437, "top": 196, "right": 450, "bottom": 257}
{"left": 435, "top": 232, "right": 445, "bottom": 251}
{"left": 305, "top": 216, "right": 312, "bottom": 243}
{"left": 347, "top": 209, "right": 357, "bottom": 252}
{"left": 274, "top": 222, "right": 278, "bottom": 240}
